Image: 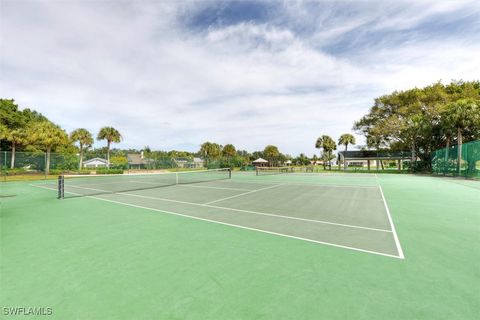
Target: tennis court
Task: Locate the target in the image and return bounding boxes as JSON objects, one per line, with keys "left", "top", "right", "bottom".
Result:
{"left": 35, "top": 169, "right": 403, "bottom": 259}
{"left": 2, "top": 171, "right": 479, "bottom": 319}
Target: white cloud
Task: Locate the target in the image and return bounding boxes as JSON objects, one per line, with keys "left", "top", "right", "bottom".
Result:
{"left": 1, "top": 0, "right": 479, "bottom": 156}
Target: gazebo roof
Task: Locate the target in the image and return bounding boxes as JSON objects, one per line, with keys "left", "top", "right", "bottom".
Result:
{"left": 252, "top": 157, "right": 268, "bottom": 163}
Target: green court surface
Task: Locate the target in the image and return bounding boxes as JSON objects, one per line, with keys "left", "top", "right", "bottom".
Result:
{"left": 1, "top": 172, "right": 479, "bottom": 319}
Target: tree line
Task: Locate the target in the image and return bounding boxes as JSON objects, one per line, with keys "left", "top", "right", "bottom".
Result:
{"left": 0, "top": 99, "right": 321, "bottom": 173}
{"left": 353, "top": 80, "right": 480, "bottom": 170}
{"left": 2, "top": 80, "right": 479, "bottom": 174}
{"left": 0, "top": 99, "right": 122, "bottom": 173}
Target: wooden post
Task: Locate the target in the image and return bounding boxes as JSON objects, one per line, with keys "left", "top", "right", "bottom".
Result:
{"left": 367, "top": 159, "right": 370, "bottom": 171}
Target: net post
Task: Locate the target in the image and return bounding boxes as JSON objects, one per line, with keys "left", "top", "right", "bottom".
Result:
{"left": 57, "top": 175, "right": 64, "bottom": 199}
{"left": 256, "top": 167, "right": 259, "bottom": 176}
{"left": 228, "top": 168, "right": 232, "bottom": 179}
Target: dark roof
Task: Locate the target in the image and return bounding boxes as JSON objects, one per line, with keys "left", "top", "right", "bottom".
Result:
{"left": 338, "top": 151, "right": 412, "bottom": 159}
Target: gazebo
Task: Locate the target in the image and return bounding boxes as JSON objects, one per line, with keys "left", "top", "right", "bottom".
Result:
{"left": 252, "top": 157, "right": 269, "bottom": 167}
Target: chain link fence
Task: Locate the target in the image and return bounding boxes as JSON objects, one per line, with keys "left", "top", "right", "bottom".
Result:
{"left": 1, "top": 151, "right": 81, "bottom": 179}
{"left": 431, "top": 140, "right": 480, "bottom": 179}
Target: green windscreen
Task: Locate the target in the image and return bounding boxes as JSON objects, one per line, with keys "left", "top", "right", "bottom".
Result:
{"left": 431, "top": 139, "right": 480, "bottom": 179}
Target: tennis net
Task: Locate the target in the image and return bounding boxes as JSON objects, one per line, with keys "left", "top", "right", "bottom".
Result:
{"left": 57, "top": 168, "right": 231, "bottom": 199}
{"left": 256, "top": 166, "right": 293, "bottom": 176}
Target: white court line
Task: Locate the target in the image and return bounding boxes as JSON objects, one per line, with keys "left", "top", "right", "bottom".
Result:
{"left": 31, "top": 184, "right": 392, "bottom": 233}
{"left": 36, "top": 184, "right": 401, "bottom": 259}
{"left": 95, "top": 197, "right": 403, "bottom": 259}
{"left": 177, "top": 184, "right": 251, "bottom": 191}
{"left": 127, "top": 180, "right": 251, "bottom": 191}
{"left": 219, "top": 179, "right": 378, "bottom": 189}
{"left": 288, "top": 173, "right": 378, "bottom": 178}
{"left": 31, "top": 184, "right": 402, "bottom": 259}
{"left": 203, "top": 184, "right": 283, "bottom": 205}
{"left": 378, "top": 185, "right": 405, "bottom": 259}
{"left": 118, "top": 192, "right": 392, "bottom": 233}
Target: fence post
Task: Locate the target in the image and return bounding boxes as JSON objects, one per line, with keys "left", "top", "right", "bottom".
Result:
{"left": 2, "top": 151, "right": 6, "bottom": 181}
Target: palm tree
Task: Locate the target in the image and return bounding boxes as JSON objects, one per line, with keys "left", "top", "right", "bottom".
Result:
{"left": 199, "top": 142, "right": 222, "bottom": 167}
{"left": 322, "top": 135, "right": 337, "bottom": 170}
{"left": 316, "top": 136, "right": 336, "bottom": 170}
{"left": 443, "top": 99, "right": 480, "bottom": 175}
{"left": 29, "top": 121, "right": 69, "bottom": 174}
{"left": 222, "top": 144, "right": 236, "bottom": 158}
{"left": 70, "top": 128, "right": 94, "bottom": 170}
{"left": 315, "top": 137, "right": 325, "bottom": 170}
{"left": 338, "top": 134, "right": 356, "bottom": 170}
{"left": 5, "top": 128, "right": 27, "bottom": 169}
{"left": 263, "top": 145, "right": 280, "bottom": 166}
{"left": 97, "top": 127, "right": 122, "bottom": 168}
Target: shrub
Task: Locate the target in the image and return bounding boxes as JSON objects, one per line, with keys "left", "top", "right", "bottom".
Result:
{"left": 76, "top": 169, "right": 92, "bottom": 175}
{"left": 5, "top": 168, "right": 27, "bottom": 175}
{"left": 49, "top": 169, "right": 66, "bottom": 175}
{"left": 96, "top": 168, "right": 123, "bottom": 174}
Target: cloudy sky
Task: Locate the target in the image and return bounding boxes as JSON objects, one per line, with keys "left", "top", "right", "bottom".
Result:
{"left": 1, "top": 0, "right": 479, "bottom": 155}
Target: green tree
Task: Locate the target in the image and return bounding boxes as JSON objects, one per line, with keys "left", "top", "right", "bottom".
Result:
{"left": 338, "top": 133, "right": 356, "bottom": 170}
{"left": 97, "top": 127, "right": 122, "bottom": 168}
{"left": 443, "top": 99, "right": 480, "bottom": 174}
{"left": 28, "top": 121, "right": 69, "bottom": 174}
{"left": 263, "top": 145, "right": 280, "bottom": 166}
{"left": 316, "top": 136, "right": 336, "bottom": 170}
{"left": 353, "top": 81, "right": 480, "bottom": 169}
{"left": 321, "top": 135, "right": 336, "bottom": 170}
{"left": 4, "top": 128, "right": 28, "bottom": 169}
{"left": 251, "top": 151, "right": 264, "bottom": 162}
{"left": 0, "top": 124, "right": 7, "bottom": 153}
{"left": 1, "top": 99, "right": 28, "bottom": 158}
{"left": 199, "top": 142, "right": 222, "bottom": 166}
{"left": 0, "top": 99, "right": 24, "bottom": 129}
{"left": 222, "top": 144, "right": 236, "bottom": 158}
{"left": 295, "top": 153, "right": 309, "bottom": 166}
{"left": 236, "top": 150, "right": 250, "bottom": 158}
{"left": 110, "top": 156, "right": 129, "bottom": 169}
{"left": 315, "top": 137, "right": 325, "bottom": 170}
{"left": 70, "top": 128, "right": 94, "bottom": 170}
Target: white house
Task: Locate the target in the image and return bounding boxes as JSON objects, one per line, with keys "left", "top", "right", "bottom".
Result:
{"left": 189, "top": 157, "right": 204, "bottom": 168}
{"left": 174, "top": 157, "right": 205, "bottom": 168}
{"left": 83, "top": 157, "right": 108, "bottom": 168}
